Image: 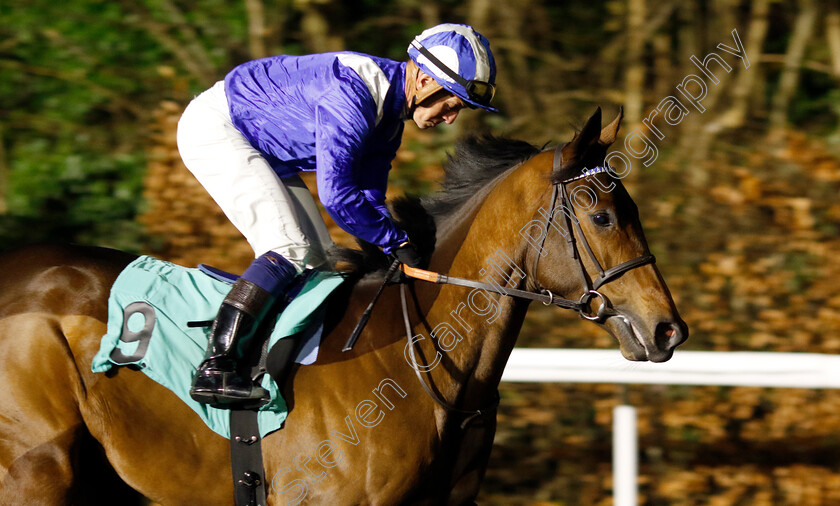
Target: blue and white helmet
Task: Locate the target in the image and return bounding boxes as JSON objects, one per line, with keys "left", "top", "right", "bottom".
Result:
{"left": 407, "top": 23, "right": 498, "bottom": 112}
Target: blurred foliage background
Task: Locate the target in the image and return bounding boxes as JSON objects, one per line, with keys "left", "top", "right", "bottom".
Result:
{"left": 4, "top": 0, "right": 840, "bottom": 503}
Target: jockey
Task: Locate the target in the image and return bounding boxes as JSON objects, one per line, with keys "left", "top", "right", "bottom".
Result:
{"left": 177, "top": 23, "right": 498, "bottom": 407}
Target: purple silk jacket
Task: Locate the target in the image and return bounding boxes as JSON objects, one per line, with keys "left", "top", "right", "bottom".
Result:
{"left": 225, "top": 52, "right": 409, "bottom": 252}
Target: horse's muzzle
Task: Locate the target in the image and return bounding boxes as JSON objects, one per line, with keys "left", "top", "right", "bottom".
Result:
{"left": 606, "top": 314, "right": 688, "bottom": 363}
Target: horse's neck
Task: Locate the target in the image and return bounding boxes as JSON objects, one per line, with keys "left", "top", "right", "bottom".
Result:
{"left": 412, "top": 164, "right": 541, "bottom": 410}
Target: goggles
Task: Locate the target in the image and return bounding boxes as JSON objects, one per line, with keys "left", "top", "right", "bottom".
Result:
{"left": 410, "top": 39, "right": 496, "bottom": 108}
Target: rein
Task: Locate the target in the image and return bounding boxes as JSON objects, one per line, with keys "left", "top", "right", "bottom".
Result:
{"left": 397, "top": 144, "right": 656, "bottom": 422}
{"left": 401, "top": 284, "right": 499, "bottom": 429}
{"left": 401, "top": 264, "right": 581, "bottom": 310}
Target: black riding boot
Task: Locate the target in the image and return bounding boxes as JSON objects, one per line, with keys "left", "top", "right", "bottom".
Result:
{"left": 190, "top": 278, "right": 274, "bottom": 407}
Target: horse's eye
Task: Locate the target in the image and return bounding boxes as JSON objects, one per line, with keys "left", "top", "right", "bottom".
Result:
{"left": 591, "top": 212, "right": 613, "bottom": 227}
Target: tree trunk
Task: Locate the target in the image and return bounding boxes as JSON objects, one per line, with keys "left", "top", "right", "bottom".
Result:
{"left": 263, "top": 0, "right": 291, "bottom": 55}
{"left": 675, "top": 0, "right": 704, "bottom": 184}
{"left": 598, "top": 0, "right": 676, "bottom": 90}
{"left": 468, "top": 0, "right": 492, "bottom": 31}
{"left": 245, "top": 0, "right": 268, "bottom": 59}
{"left": 297, "top": 0, "right": 344, "bottom": 53}
{"left": 684, "top": 0, "right": 739, "bottom": 165}
{"left": 768, "top": 0, "right": 817, "bottom": 139}
{"left": 827, "top": 0, "right": 840, "bottom": 76}
{"left": 826, "top": 0, "right": 840, "bottom": 139}
{"left": 497, "top": 0, "right": 539, "bottom": 127}
{"left": 624, "top": 0, "right": 646, "bottom": 130}
{"left": 652, "top": 32, "right": 672, "bottom": 101}
{"left": 0, "top": 122, "right": 7, "bottom": 215}
{"left": 454, "top": 0, "right": 495, "bottom": 136}
{"left": 726, "top": 0, "right": 770, "bottom": 129}
{"left": 419, "top": 3, "right": 440, "bottom": 28}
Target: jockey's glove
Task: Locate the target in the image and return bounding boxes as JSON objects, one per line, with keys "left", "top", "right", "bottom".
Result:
{"left": 393, "top": 242, "right": 423, "bottom": 269}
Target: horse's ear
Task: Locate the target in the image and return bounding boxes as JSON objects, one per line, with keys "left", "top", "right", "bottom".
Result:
{"left": 560, "top": 107, "right": 602, "bottom": 166}
{"left": 599, "top": 107, "right": 623, "bottom": 146}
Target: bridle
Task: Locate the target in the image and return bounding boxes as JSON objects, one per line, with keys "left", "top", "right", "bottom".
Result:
{"left": 401, "top": 145, "right": 656, "bottom": 324}
{"left": 396, "top": 145, "right": 656, "bottom": 424}
{"left": 530, "top": 146, "right": 656, "bottom": 322}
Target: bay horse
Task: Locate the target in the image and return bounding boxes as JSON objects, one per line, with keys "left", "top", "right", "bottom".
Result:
{"left": 0, "top": 108, "right": 687, "bottom": 505}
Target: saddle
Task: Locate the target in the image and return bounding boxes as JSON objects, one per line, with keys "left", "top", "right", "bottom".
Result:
{"left": 92, "top": 255, "right": 343, "bottom": 435}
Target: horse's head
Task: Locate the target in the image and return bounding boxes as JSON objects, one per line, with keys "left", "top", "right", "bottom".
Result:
{"left": 528, "top": 108, "right": 687, "bottom": 362}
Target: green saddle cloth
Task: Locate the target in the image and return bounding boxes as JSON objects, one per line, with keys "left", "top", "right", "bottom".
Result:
{"left": 91, "top": 255, "right": 344, "bottom": 439}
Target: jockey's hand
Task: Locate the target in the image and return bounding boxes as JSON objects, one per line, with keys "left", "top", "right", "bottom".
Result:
{"left": 393, "top": 242, "right": 423, "bottom": 269}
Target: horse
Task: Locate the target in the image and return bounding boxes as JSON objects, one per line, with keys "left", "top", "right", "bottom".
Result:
{"left": 0, "top": 108, "right": 687, "bottom": 505}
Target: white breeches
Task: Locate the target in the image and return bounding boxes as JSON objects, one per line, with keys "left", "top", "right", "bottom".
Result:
{"left": 176, "top": 81, "right": 334, "bottom": 273}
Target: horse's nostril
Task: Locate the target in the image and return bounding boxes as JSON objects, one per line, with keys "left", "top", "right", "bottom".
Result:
{"left": 655, "top": 321, "right": 684, "bottom": 351}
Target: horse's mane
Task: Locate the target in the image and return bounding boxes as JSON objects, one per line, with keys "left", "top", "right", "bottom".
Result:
{"left": 329, "top": 136, "right": 541, "bottom": 275}
{"left": 421, "top": 136, "right": 542, "bottom": 218}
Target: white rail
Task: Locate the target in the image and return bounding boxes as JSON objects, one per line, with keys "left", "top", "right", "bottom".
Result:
{"left": 501, "top": 349, "right": 840, "bottom": 505}
{"left": 503, "top": 349, "right": 840, "bottom": 389}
